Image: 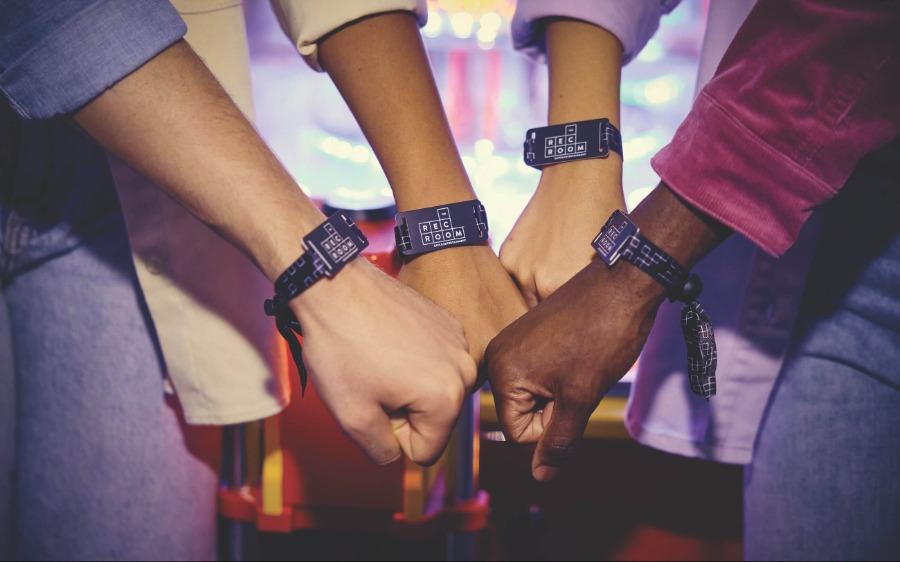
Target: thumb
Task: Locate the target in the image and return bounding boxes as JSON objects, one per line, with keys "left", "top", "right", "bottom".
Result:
{"left": 339, "top": 406, "right": 403, "bottom": 466}
{"left": 394, "top": 391, "right": 464, "bottom": 467}
{"left": 531, "top": 398, "right": 593, "bottom": 482}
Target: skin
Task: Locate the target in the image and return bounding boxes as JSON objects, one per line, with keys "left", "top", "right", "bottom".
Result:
{"left": 74, "top": 40, "right": 476, "bottom": 467}
{"left": 484, "top": 184, "right": 730, "bottom": 481}
{"left": 500, "top": 19, "right": 626, "bottom": 307}
{"left": 317, "top": 12, "right": 528, "bottom": 363}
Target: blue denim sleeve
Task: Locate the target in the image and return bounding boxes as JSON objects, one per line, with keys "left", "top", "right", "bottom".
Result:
{"left": 0, "top": 0, "right": 187, "bottom": 119}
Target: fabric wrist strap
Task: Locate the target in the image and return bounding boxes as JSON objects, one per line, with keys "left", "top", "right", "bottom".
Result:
{"left": 524, "top": 118, "right": 623, "bottom": 169}
{"left": 592, "top": 210, "right": 717, "bottom": 399}
{"left": 394, "top": 199, "right": 489, "bottom": 259}
{"left": 264, "top": 212, "right": 369, "bottom": 394}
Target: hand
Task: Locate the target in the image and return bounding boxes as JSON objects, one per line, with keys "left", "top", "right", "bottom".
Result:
{"left": 291, "top": 259, "right": 477, "bottom": 466}
{"left": 483, "top": 260, "right": 661, "bottom": 481}
{"left": 500, "top": 159, "right": 624, "bottom": 307}
{"left": 399, "top": 245, "right": 528, "bottom": 363}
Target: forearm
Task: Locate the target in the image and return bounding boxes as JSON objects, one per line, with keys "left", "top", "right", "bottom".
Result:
{"left": 74, "top": 40, "right": 323, "bottom": 282}
{"left": 317, "top": 12, "right": 473, "bottom": 211}
{"left": 542, "top": 18, "right": 624, "bottom": 209}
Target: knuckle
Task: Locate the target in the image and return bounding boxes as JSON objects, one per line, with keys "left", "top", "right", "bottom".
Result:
{"left": 498, "top": 240, "right": 516, "bottom": 265}
{"left": 534, "top": 274, "right": 561, "bottom": 300}
{"left": 543, "top": 436, "right": 577, "bottom": 460}
{"left": 458, "top": 354, "right": 478, "bottom": 389}
{"left": 426, "top": 377, "right": 465, "bottom": 412}
{"left": 415, "top": 448, "right": 444, "bottom": 468}
{"left": 499, "top": 249, "right": 526, "bottom": 280}
{"left": 337, "top": 410, "right": 372, "bottom": 439}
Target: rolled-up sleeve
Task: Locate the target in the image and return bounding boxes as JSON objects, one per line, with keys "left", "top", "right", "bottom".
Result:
{"left": 271, "top": 0, "right": 427, "bottom": 72}
{"left": 511, "top": 0, "right": 679, "bottom": 65}
{"left": 0, "top": 0, "right": 187, "bottom": 119}
{"left": 652, "top": 0, "right": 900, "bottom": 257}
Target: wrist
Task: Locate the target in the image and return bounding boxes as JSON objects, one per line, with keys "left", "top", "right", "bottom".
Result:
{"left": 534, "top": 160, "right": 625, "bottom": 221}
{"left": 392, "top": 179, "right": 476, "bottom": 212}
{"left": 256, "top": 202, "right": 326, "bottom": 283}
{"left": 287, "top": 258, "right": 373, "bottom": 322}
{"left": 538, "top": 157, "right": 622, "bottom": 192}
{"left": 584, "top": 258, "right": 665, "bottom": 313}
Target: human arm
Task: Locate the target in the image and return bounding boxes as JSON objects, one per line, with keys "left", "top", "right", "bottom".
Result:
{"left": 316, "top": 11, "right": 527, "bottom": 362}
{"left": 500, "top": 18, "right": 625, "bottom": 307}
{"left": 486, "top": 183, "right": 727, "bottom": 481}
{"left": 486, "top": 0, "right": 900, "bottom": 481}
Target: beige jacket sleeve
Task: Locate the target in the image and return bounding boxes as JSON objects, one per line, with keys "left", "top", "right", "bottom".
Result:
{"left": 109, "top": 0, "right": 292, "bottom": 426}
{"left": 271, "top": 0, "right": 428, "bottom": 71}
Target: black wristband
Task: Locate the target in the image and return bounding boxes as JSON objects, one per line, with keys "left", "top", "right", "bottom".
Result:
{"left": 274, "top": 212, "right": 369, "bottom": 301}
{"left": 524, "top": 118, "right": 622, "bottom": 169}
{"left": 592, "top": 210, "right": 717, "bottom": 399}
{"left": 394, "top": 199, "right": 489, "bottom": 259}
{"left": 265, "top": 212, "right": 369, "bottom": 395}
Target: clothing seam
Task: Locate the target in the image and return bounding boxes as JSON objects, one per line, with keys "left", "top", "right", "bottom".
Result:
{"left": 802, "top": 52, "right": 893, "bottom": 170}
{"left": 0, "top": 0, "right": 105, "bottom": 91}
{"left": 625, "top": 417, "right": 751, "bottom": 464}
{"left": 700, "top": 90, "right": 839, "bottom": 197}
{"left": 658, "top": 175, "right": 782, "bottom": 257}
{"left": 183, "top": 396, "right": 289, "bottom": 426}
{"left": 176, "top": 2, "right": 242, "bottom": 16}
{"left": 703, "top": 252, "right": 758, "bottom": 447}
{"left": 798, "top": 351, "right": 900, "bottom": 393}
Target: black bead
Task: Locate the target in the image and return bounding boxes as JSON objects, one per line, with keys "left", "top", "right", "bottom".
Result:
{"left": 680, "top": 273, "right": 703, "bottom": 303}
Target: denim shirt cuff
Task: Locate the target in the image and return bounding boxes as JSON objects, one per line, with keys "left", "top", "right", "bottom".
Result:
{"left": 1, "top": 0, "right": 187, "bottom": 119}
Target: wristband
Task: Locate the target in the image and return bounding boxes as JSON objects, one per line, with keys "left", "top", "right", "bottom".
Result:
{"left": 264, "top": 212, "right": 369, "bottom": 394}
{"left": 394, "top": 199, "right": 489, "bottom": 259}
{"left": 592, "top": 210, "right": 717, "bottom": 399}
{"left": 524, "top": 118, "right": 622, "bottom": 169}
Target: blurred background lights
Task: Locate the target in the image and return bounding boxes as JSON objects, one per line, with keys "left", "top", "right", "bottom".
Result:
{"left": 422, "top": 10, "right": 443, "bottom": 38}
{"left": 449, "top": 12, "right": 475, "bottom": 39}
{"left": 637, "top": 38, "right": 664, "bottom": 63}
{"left": 350, "top": 145, "right": 370, "bottom": 164}
{"left": 641, "top": 75, "right": 683, "bottom": 106}
{"left": 479, "top": 11, "right": 502, "bottom": 31}
{"left": 474, "top": 138, "right": 495, "bottom": 160}
{"left": 626, "top": 184, "right": 658, "bottom": 211}
{"left": 623, "top": 134, "right": 662, "bottom": 162}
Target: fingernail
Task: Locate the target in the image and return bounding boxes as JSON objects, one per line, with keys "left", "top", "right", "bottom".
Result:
{"left": 533, "top": 465, "right": 559, "bottom": 482}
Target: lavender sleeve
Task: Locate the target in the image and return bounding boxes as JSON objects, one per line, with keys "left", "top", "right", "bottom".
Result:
{"left": 511, "top": 0, "right": 680, "bottom": 65}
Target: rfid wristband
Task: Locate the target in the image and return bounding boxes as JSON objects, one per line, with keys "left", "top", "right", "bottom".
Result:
{"left": 592, "top": 210, "right": 717, "bottom": 399}
{"left": 264, "top": 212, "right": 369, "bottom": 394}
{"left": 524, "top": 118, "right": 622, "bottom": 169}
{"left": 394, "top": 199, "right": 489, "bottom": 259}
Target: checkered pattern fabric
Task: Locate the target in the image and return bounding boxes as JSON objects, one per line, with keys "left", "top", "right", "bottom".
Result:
{"left": 680, "top": 301, "right": 717, "bottom": 399}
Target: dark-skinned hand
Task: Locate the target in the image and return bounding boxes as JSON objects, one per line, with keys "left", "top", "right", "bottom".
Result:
{"left": 483, "top": 184, "right": 728, "bottom": 482}
{"left": 483, "top": 260, "right": 660, "bottom": 481}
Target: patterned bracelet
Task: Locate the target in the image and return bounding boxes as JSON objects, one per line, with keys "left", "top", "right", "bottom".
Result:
{"left": 264, "top": 212, "right": 369, "bottom": 394}
{"left": 592, "top": 210, "right": 717, "bottom": 399}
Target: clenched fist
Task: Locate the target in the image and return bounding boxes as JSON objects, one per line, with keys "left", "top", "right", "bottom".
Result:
{"left": 292, "top": 259, "right": 477, "bottom": 466}
{"left": 483, "top": 259, "right": 660, "bottom": 481}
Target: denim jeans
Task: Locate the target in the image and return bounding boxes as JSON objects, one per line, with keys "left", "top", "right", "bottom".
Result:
{"left": 744, "top": 140, "right": 900, "bottom": 560}
{"left": 0, "top": 109, "right": 219, "bottom": 560}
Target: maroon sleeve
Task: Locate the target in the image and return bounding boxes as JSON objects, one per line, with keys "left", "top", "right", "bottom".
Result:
{"left": 651, "top": 0, "right": 900, "bottom": 257}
